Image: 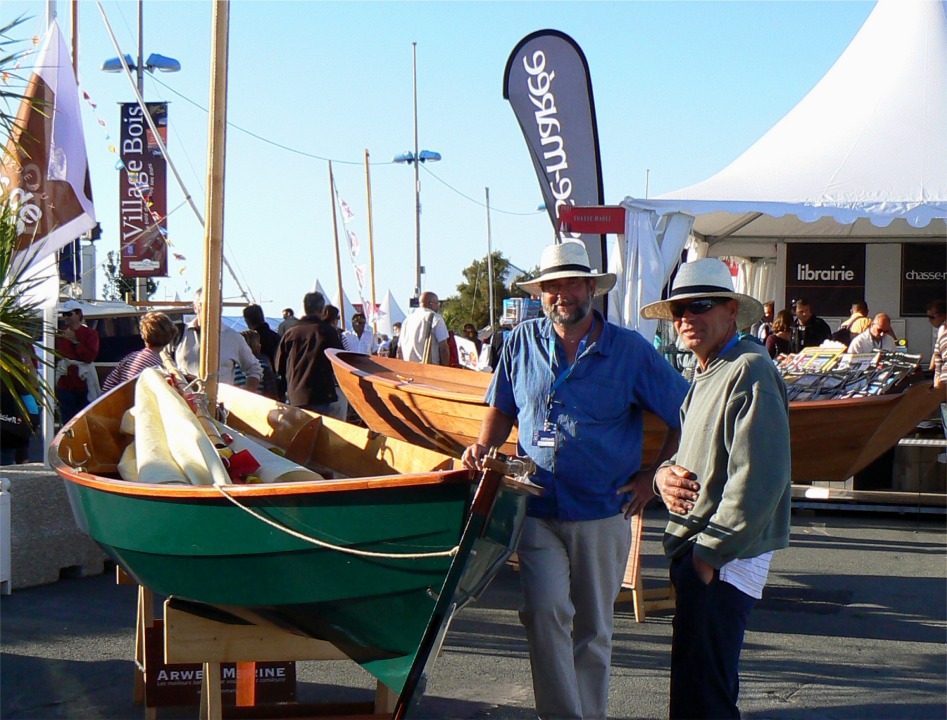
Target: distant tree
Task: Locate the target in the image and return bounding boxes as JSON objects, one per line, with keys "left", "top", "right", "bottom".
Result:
{"left": 102, "top": 250, "right": 157, "bottom": 301}
{"left": 511, "top": 266, "right": 539, "bottom": 295}
{"left": 440, "top": 252, "right": 532, "bottom": 331}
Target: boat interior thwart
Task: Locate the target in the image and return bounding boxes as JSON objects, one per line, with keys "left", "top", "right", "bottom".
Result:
{"left": 326, "top": 349, "right": 944, "bottom": 484}
{"left": 50, "top": 368, "right": 541, "bottom": 718}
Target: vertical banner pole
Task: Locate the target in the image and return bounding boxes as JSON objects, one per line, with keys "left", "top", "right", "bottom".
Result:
{"left": 485, "top": 187, "right": 495, "bottom": 330}
{"left": 365, "top": 149, "right": 377, "bottom": 334}
{"left": 329, "top": 161, "right": 346, "bottom": 331}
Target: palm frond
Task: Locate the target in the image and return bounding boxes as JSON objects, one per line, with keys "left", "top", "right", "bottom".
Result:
{"left": 0, "top": 197, "right": 58, "bottom": 420}
{"left": 1, "top": 15, "right": 38, "bottom": 162}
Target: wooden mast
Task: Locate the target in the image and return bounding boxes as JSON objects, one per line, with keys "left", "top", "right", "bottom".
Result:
{"left": 365, "top": 149, "right": 377, "bottom": 333}
{"left": 200, "top": 0, "right": 230, "bottom": 406}
{"left": 485, "top": 187, "right": 495, "bottom": 330}
{"left": 328, "top": 161, "right": 345, "bottom": 330}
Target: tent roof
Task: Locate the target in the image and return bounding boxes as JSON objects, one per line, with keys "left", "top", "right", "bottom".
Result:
{"left": 625, "top": 0, "right": 947, "bottom": 244}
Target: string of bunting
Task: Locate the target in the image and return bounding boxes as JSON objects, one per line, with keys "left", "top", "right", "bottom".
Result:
{"left": 333, "top": 182, "right": 384, "bottom": 327}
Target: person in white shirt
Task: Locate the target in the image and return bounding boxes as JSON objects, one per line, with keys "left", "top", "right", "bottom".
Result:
{"left": 175, "top": 288, "right": 262, "bottom": 391}
{"left": 848, "top": 312, "right": 898, "bottom": 354}
{"left": 398, "top": 292, "right": 450, "bottom": 365}
{"left": 341, "top": 312, "right": 376, "bottom": 355}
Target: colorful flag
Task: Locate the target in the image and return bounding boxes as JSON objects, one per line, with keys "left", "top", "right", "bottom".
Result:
{"left": 347, "top": 229, "right": 360, "bottom": 257}
{"left": 1, "top": 19, "right": 96, "bottom": 274}
{"left": 338, "top": 197, "right": 355, "bottom": 224}
{"left": 354, "top": 264, "right": 367, "bottom": 289}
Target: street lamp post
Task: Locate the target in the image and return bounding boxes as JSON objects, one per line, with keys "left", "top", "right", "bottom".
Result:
{"left": 392, "top": 42, "right": 440, "bottom": 303}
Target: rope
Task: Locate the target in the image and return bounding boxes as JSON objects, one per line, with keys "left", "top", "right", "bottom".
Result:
{"left": 213, "top": 484, "right": 460, "bottom": 560}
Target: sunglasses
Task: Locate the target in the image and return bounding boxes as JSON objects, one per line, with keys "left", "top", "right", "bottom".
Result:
{"left": 669, "top": 298, "right": 727, "bottom": 319}
{"left": 927, "top": 314, "right": 943, "bottom": 320}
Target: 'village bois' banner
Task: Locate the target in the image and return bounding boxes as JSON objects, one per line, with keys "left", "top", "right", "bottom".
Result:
{"left": 120, "top": 102, "right": 169, "bottom": 277}
{"left": 503, "top": 30, "right": 606, "bottom": 279}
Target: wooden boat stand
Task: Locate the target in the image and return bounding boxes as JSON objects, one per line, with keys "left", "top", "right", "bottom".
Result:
{"left": 121, "top": 569, "right": 397, "bottom": 720}
{"left": 615, "top": 513, "right": 676, "bottom": 622}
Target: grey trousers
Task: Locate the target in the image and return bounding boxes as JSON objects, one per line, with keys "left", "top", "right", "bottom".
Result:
{"left": 518, "top": 514, "right": 632, "bottom": 720}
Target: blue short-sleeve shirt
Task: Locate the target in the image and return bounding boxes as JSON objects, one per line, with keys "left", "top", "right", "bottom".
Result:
{"left": 486, "top": 310, "right": 689, "bottom": 521}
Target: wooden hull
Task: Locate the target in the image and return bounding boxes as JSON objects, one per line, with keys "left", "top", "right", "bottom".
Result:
{"left": 788, "top": 381, "right": 944, "bottom": 482}
{"left": 327, "top": 350, "right": 944, "bottom": 483}
{"left": 327, "top": 349, "right": 512, "bottom": 457}
{"left": 50, "top": 378, "right": 532, "bottom": 711}
{"left": 326, "top": 350, "right": 669, "bottom": 467}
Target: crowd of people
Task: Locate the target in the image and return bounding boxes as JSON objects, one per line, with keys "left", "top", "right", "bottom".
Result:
{"left": 754, "top": 296, "right": 921, "bottom": 362}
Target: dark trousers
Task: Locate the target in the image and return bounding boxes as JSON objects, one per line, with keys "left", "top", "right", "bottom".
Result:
{"left": 57, "top": 389, "right": 89, "bottom": 425}
{"left": 669, "top": 547, "right": 756, "bottom": 719}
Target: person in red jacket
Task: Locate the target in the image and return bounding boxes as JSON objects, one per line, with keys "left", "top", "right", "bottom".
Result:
{"left": 55, "top": 301, "right": 100, "bottom": 424}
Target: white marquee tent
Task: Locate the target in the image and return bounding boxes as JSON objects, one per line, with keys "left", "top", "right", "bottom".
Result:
{"left": 376, "top": 289, "right": 407, "bottom": 338}
{"left": 612, "top": 0, "right": 947, "bottom": 340}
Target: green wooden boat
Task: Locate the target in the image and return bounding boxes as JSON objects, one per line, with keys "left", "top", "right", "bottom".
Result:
{"left": 50, "top": 373, "right": 539, "bottom": 717}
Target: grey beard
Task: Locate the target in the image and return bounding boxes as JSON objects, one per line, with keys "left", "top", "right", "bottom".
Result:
{"left": 543, "top": 296, "right": 592, "bottom": 326}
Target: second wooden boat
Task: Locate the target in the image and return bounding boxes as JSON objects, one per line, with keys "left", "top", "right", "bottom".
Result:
{"left": 326, "top": 349, "right": 943, "bottom": 483}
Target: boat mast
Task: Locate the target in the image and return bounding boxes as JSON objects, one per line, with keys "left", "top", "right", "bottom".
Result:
{"left": 200, "top": 0, "right": 230, "bottom": 406}
{"left": 485, "top": 187, "right": 495, "bottom": 330}
{"left": 365, "top": 149, "right": 377, "bottom": 334}
{"left": 328, "top": 161, "right": 346, "bottom": 330}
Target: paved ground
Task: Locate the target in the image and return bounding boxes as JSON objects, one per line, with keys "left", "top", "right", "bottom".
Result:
{"left": 2, "top": 508, "right": 945, "bottom": 720}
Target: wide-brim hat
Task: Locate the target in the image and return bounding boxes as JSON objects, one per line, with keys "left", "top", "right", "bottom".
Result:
{"left": 639, "top": 258, "right": 763, "bottom": 330}
{"left": 517, "top": 241, "right": 617, "bottom": 297}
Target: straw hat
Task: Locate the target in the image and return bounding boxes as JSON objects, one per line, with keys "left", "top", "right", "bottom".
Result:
{"left": 517, "top": 241, "right": 617, "bottom": 297}
{"left": 639, "top": 258, "right": 763, "bottom": 330}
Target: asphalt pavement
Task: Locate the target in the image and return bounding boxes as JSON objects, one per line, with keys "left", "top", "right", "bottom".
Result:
{"left": 2, "top": 507, "right": 945, "bottom": 720}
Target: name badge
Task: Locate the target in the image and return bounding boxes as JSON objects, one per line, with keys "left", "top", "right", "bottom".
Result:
{"left": 532, "top": 427, "right": 557, "bottom": 449}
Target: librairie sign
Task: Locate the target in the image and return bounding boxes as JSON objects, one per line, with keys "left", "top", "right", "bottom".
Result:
{"left": 784, "top": 243, "right": 866, "bottom": 316}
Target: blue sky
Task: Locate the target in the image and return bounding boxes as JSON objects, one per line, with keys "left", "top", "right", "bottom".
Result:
{"left": 6, "top": 0, "right": 875, "bottom": 323}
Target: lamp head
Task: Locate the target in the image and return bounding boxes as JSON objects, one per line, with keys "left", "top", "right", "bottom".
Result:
{"left": 145, "top": 53, "right": 182, "bottom": 73}
{"left": 101, "top": 54, "right": 136, "bottom": 73}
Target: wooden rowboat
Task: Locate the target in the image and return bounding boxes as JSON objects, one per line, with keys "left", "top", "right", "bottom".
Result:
{"left": 326, "top": 349, "right": 675, "bottom": 463}
{"left": 326, "top": 349, "right": 943, "bottom": 483}
{"left": 50, "top": 371, "right": 539, "bottom": 717}
{"left": 787, "top": 382, "right": 944, "bottom": 482}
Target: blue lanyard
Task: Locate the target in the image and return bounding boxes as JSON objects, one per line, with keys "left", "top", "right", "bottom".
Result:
{"left": 717, "top": 334, "right": 741, "bottom": 360}
{"left": 546, "top": 317, "right": 595, "bottom": 398}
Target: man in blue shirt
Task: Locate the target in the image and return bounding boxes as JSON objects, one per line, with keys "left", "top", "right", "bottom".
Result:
{"left": 463, "top": 241, "right": 688, "bottom": 720}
